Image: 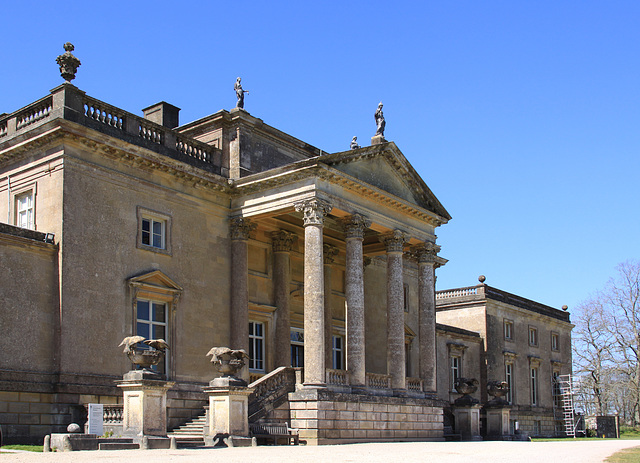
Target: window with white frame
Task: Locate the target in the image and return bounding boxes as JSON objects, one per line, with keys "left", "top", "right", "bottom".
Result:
{"left": 136, "top": 299, "right": 168, "bottom": 375}
{"left": 529, "top": 327, "right": 538, "bottom": 347}
{"left": 332, "top": 335, "right": 344, "bottom": 370}
{"left": 137, "top": 207, "right": 171, "bottom": 254}
{"left": 551, "top": 332, "right": 559, "bottom": 351}
{"left": 505, "top": 362, "right": 514, "bottom": 404}
{"left": 451, "top": 355, "right": 461, "bottom": 392}
{"left": 531, "top": 367, "right": 539, "bottom": 406}
{"left": 504, "top": 319, "right": 513, "bottom": 341}
{"left": 249, "top": 322, "right": 265, "bottom": 371}
{"left": 290, "top": 329, "right": 304, "bottom": 368}
{"left": 15, "top": 191, "right": 34, "bottom": 230}
{"left": 142, "top": 217, "right": 165, "bottom": 249}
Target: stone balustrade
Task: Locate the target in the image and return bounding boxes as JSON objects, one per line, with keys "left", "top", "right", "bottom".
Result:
{"left": 322, "top": 369, "right": 426, "bottom": 394}
{"left": 365, "top": 372, "right": 392, "bottom": 389}
{"left": 0, "top": 84, "right": 223, "bottom": 175}
{"left": 15, "top": 97, "right": 53, "bottom": 131}
{"left": 326, "top": 368, "right": 348, "bottom": 386}
{"left": 0, "top": 120, "right": 7, "bottom": 139}
{"left": 103, "top": 404, "right": 124, "bottom": 424}
{"left": 83, "top": 96, "right": 125, "bottom": 130}
{"left": 406, "top": 377, "right": 423, "bottom": 392}
{"left": 436, "top": 286, "right": 479, "bottom": 299}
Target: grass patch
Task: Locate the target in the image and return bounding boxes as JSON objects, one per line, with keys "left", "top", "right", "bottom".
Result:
{"left": 606, "top": 446, "right": 640, "bottom": 462}
{"left": 0, "top": 445, "right": 43, "bottom": 452}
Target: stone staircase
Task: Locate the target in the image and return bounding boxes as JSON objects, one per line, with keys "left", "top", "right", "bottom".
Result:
{"left": 167, "top": 414, "right": 206, "bottom": 447}
{"left": 248, "top": 366, "right": 297, "bottom": 423}
{"left": 165, "top": 368, "right": 297, "bottom": 447}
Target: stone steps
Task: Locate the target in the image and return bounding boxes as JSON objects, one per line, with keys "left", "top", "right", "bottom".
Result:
{"left": 167, "top": 413, "right": 207, "bottom": 447}
{"left": 98, "top": 442, "right": 139, "bottom": 451}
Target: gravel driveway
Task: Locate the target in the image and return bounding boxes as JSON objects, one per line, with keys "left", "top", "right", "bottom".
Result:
{"left": 2, "top": 440, "right": 640, "bottom": 463}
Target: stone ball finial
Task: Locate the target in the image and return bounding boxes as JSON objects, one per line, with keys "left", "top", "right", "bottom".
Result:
{"left": 67, "top": 423, "right": 81, "bottom": 433}
{"left": 56, "top": 42, "right": 81, "bottom": 82}
{"left": 562, "top": 305, "right": 568, "bottom": 311}
{"left": 478, "top": 275, "right": 486, "bottom": 283}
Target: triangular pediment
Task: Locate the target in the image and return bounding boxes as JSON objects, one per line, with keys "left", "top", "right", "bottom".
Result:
{"left": 322, "top": 143, "right": 451, "bottom": 221}
{"left": 128, "top": 270, "right": 183, "bottom": 292}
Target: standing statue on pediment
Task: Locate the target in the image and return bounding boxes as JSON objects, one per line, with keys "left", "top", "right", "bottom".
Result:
{"left": 350, "top": 136, "right": 360, "bottom": 149}
{"left": 234, "top": 77, "right": 249, "bottom": 109}
{"left": 374, "top": 102, "right": 385, "bottom": 137}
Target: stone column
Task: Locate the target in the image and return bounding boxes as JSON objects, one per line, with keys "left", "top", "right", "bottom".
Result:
{"left": 272, "top": 230, "right": 295, "bottom": 367}
{"left": 230, "top": 218, "right": 256, "bottom": 352}
{"left": 412, "top": 242, "right": 441, "bottom": 394}
{"left": 323, "top": 244, "right": 338, "bottom": 369}
{"left": 294, "top": 198, "right": 333, "bottom": 386}
{"left": 341, "top": 213, "right": 371, "bottom": 387}
{"left": 380, "top": 230, "right": 408, "bottom": 391}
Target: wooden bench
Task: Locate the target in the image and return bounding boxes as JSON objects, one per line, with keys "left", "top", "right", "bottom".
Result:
{"left": 250, "top": 422, "right": 300, "bottom": 445}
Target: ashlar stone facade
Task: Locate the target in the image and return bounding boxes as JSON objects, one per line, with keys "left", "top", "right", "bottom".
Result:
{"left": 0, "top": 79, "right": 572, "bottom": 444}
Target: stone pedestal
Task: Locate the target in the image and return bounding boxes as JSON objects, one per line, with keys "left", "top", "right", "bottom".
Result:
{"left": 203, "top": 382, "right": 254, "bottom": 445}
{"left": 484, "top": 406, "right": 511, "bottom": 439}
{"left": 116, "top": 372, "right": 174, "bottom": 437}
{"left": 371, "top": 135, "right": 387, "bottom": 145}
{"left": 452, "top": 405, "right": 482, "bottom": 441}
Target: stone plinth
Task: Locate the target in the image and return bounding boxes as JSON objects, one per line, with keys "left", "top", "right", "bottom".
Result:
{"left": 451, "top": 405, "right": 482, "bottom": 441}
{"left": 371, "top": 135, "right": 387, "bottom": 145}
{"left": 288, "top": 388, "right": 444, "bottom": 445}
{"left": 116, "top": 374, "right": 174, "bottom": 437}
{"left": 484, "top": 405, "right": 511, "bottom": 439}
{"left": 203, "top": 384, "right": 254, "bottom": 444}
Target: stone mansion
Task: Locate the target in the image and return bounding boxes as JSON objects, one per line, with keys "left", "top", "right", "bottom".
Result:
{"left": 0, "top": 67, "right": 573, "bottom": 444}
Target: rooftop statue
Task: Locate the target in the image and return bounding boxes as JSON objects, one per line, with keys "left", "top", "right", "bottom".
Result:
{"left": 350, "top": 136, "right": 360, "bottom": 149}
{"left": 234, "top": 77, "right": 249, "bottom": 109}
{"left": 56, "top": 43, "right": 81, "bottom": 82}
{"left": 374, "top": 102, "right": 385, "bottom": 137}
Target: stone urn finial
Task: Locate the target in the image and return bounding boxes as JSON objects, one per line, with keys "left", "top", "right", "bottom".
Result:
{"left": 206, "top": 347, "right": 249, "bottom": 386}
{"left": 119, "top": 336, "right": 168, "bottom": 375}
{"left": 453, "top": 377, "right": 479, "bottom": 405}
{"left": 486, "top": 380, "right": 510, "bottom": 406}
{"left": 56, "top": 42, "right": 81, "bottom": 82}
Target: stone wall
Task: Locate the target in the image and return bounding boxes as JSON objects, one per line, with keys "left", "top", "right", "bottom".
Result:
{"left": 288, "top": 389, "right": 443, "bottom": 445}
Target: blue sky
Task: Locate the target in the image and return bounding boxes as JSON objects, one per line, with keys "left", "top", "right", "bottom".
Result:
{"left": 2, "top": 1, "right": 639, "bottom": 311}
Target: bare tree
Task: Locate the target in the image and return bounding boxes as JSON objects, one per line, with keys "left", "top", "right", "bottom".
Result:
{"left": 573, "top": 260, "right": 640, "bottom": 424}
{"left": 606, "top": 261, "right": 640, "bottom": 424}
{"left": 572, "top": 296, "right": 615, "bottom": 415}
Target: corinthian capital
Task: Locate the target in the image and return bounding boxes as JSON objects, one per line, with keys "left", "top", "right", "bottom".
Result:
{"left": 271, "top": 230, "right": 296, "bottom": 252}
{"left": 410, "top": 242, "right": 441, "bottom": 264}
{"left": 229, "top": 217, "right": 256, "bottom": 240}
{"left": 340, "top": 213, "right": 371, "bottom": 239}
{"left": 294, "top": 199, "right": 333, "bottom": 226}
{"left": 380, "top": 230, "right": 409, "bottom": 253}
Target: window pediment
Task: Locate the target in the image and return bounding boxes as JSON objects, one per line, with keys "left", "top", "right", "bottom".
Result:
{"left": 128, "top": 270, "right": 182, "bottom": 302}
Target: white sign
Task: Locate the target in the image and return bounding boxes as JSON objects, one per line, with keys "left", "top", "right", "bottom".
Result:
{"left": 88, "top": 403, "right": 104, "bottom": 436}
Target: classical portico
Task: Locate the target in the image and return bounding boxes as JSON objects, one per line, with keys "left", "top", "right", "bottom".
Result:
{"left": 227, "top": 142, "right": 450, "bottom": 398}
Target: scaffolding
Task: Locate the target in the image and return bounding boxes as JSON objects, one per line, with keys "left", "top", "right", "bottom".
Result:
{"left": 553, "top": 375, "right": 579, "bottom": 437}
